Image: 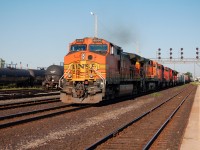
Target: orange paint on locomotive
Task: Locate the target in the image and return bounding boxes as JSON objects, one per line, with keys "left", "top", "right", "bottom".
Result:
{"left": 60, "top": 37, "right": 121, "bottom": 103}
{"left": 152, "top": 61, "right": 158, "bottom": 79}
{"left": 135, "top": 62, "right": 141, "bottom": 78}
{"left": 157, "top": 63, "right": 164, "bottom": 81}
{"left": 146, "top": 60, "right": 159, "bottom": 79}
{"left": 164, "top": 67, "right": 170, "bottom": 81}
{"left": 63, "top": 38, "right": 107, "bottom": 82}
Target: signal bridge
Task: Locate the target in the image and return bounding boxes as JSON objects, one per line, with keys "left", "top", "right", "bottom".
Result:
{"left": 150, "top": 57, "right": 200, "bottom": 79}
{"left": 152, "top": 58, "right": 200, "bottom": 64}
{"left": 153, "top": 47, "right": 200, "bottom": 78}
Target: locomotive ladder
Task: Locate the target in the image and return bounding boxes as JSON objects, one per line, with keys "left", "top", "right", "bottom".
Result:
{"left": 58, "top": 64, "right": 72, "bottom": 89}
{"left": 92, "top": 67, "right": 106, "bottom": 89}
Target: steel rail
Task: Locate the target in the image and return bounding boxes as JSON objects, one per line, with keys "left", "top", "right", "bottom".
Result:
{"left": 85, "top": 86, "right": 191, "bottom": 150}
{"left": 142, "top": 88, "right": 193, "bottom": 150}
{"left": 0, "top": 104, "right": 91, "bottom": 129}
{"left": 0, "top": 104, "right": 71, "bottom": 120}
{"left": 0, "top": 91, "right": 59, "bottom": 100}
{"left": 0, "top": 98, "right": 60, "bottom": 110}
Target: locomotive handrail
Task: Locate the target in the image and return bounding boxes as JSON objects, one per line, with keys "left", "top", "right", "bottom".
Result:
{"left": 92, "top": 67, "right": 106, "bottom": 88}
{"left": 58, "top": 64, "right": 72, "bottom": 89}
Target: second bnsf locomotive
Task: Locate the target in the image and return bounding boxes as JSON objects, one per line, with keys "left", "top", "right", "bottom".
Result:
{"left": 60, "top": 37, "right": 184, "bottom": 104}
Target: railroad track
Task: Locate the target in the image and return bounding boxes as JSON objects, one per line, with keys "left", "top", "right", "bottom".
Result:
{"left": 0, "top": 90, "right": 59, "bottom": 100}
{"left": 0, "top": 98, "right": 60, "bottom": 110}
{"left": 0, "top": 103, "right": 91, "bottom": 129}
{"left": 86, "top": 85, "right": 195, "bottom": 150}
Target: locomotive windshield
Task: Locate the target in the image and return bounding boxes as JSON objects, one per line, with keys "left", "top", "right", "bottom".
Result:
{"left": 70, "top": 44, "right": 87, "bottom": 51}
{"left": 89, "top": 44, "right": 108, "bottom": 55}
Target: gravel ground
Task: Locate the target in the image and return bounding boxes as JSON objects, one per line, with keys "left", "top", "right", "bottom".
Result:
{"left": 150, "top": 85, "right": 196, "bottom": 150}
{"left": 0, "top": 84, "right": 195, "bottom": 150}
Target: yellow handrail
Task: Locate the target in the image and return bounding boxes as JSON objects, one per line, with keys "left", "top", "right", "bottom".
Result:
{"left": 59, "top": 64, "right": 72, "bottom": 89}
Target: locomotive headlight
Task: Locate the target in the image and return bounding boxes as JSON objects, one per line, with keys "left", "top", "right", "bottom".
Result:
{"left": 96, "top": 79, "right": 104, "bottom": 89}
{"left": 68, "top": 73, "right": 72, "bottom": 78}
{"left": 89, "top": 74, "right": 93, "bottom": 78}
{"left": 100, "top": 81, "right": 104, "bottom": 88}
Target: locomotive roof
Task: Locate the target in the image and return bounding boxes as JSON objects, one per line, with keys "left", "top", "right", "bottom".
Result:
{"left": 76, "top": 37, "right": 123, "bottom": 49}
{"left": 127, "top": 53, "right": 149, "bottom": 62}
{"left": 74, "top": 37, "right": 152, "bottom": 63}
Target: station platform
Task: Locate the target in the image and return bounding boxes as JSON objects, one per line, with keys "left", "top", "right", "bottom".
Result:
{"left": 180, "top": 85, "right": 200, "bottom": 150}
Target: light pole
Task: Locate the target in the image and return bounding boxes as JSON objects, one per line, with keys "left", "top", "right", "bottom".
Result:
{"left": 90, "top": 12, "right": 98, "bottom": 37}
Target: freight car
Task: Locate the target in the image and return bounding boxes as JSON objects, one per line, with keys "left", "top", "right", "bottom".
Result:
{"left": 0, "top": 67, "right": 45, "bottom": 88}
{"left": 28, "top": 69, "right": 45, "bottom": 86}
{"left": 42, "top": 65, "right": 64, "bottom": 89}
{"left": 177, "top": 73, "right": 191, "bottom": 84}
{"left": 59, "top": 37, "right": 188, "bottom": 104}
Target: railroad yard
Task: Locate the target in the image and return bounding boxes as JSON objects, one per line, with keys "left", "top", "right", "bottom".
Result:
{"left": 1, "top": 1, "right": 200, "bottom": 149}
{"left": 0, "top": 84, "right": 197, "bottom": 150}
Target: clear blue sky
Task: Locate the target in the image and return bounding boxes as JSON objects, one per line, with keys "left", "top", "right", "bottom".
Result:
{"left": 1, "top": 0, "right": 200, "bottom": 77}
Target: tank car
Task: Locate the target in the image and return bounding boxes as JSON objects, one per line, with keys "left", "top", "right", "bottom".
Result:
{"left": 0, "top": 68, "right": 31, "bottom": 87}
{"left": 28, "top": 69, "right": 45, "bottom": 86}
{"left": 42, "top": 65, "right": 64, "bottom": 89}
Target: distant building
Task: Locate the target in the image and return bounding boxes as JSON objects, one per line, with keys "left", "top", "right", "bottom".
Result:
{"left": 0, "top": 58, "right": 5, "bottom": 68}
{"left": 195, "top": 77, "right": 200, "bottom": 82}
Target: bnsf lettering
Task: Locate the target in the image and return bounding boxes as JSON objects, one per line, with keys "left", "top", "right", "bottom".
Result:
{"left": 72, "top": 64, "right": 96, "bottom": 69}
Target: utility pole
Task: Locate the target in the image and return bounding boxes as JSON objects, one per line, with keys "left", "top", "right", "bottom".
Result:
{"left": 90, "top": 12, "right": 98, "bottom": 37}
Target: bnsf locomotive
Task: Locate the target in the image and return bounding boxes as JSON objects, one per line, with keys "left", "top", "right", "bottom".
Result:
{"left": 59, "top": 37, "right": 189, "bottom": 104}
